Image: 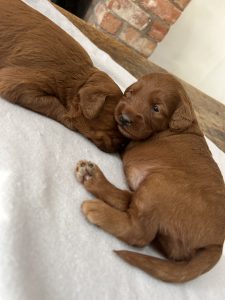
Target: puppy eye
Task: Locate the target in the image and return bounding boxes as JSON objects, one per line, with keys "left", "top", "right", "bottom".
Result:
{"left": 152, "top": 104, "right": 159, "bottom": 112}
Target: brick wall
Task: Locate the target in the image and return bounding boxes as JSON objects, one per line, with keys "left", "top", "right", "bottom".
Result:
{"left": 85, "top": 0, "right": 191, "bottom": 57}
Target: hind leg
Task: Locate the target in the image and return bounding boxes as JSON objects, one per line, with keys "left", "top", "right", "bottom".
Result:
{"left": 81, "top": 199, "right": 157, "bottom": 247}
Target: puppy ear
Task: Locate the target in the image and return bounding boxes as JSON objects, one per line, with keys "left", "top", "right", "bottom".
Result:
{"left": 124, "top": 80, "right": 142, "bottom": 97}
{"left": 169, "top": 89, "right": 194, "bottom": 132}
{"left": 79, "top": 86, "right": 106, "bottom": 119}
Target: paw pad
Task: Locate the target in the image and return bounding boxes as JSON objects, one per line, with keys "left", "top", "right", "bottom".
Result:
{"left": 75, "top": 160, "right": 96, "bottom": 183}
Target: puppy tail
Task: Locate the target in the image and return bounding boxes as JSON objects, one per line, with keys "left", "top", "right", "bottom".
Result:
{"left": 114, "top": 245, "right": 222, "bottom": 283}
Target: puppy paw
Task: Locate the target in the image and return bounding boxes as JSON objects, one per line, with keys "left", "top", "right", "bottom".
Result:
{"left": 81, "top": 199, "right": 108, "bottom": 225}
{"left": 75, "top": 160, "right": 96, "bottom": 183}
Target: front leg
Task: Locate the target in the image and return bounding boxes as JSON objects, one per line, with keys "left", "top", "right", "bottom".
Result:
{"left": 0, "top": 68, "right": 70, "bottom": 127}
{"left": 76, "top": 160, "right": 132, "bottom": 211}
{"left": 20, "top": 95, "right": 69, "bottom": 124}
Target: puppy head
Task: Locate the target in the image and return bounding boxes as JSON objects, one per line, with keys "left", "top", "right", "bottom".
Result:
{"left": 115, "top": 73, "right": 195, "bottom": 140}
{"left": 76, "top": 71, "right": 129, "bottom": 152}
{"left": 78, "top": 71, "right": 114, "bottom": 120}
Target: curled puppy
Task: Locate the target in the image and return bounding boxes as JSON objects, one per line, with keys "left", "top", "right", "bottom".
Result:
{"left": 0, "top": 0, "right": 127, "bottom": 152}
{"left": 76, "top": 73, "right": 225, "bottom": 282}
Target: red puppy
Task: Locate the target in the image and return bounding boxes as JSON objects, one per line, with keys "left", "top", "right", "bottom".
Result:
{"left": 0, "top": 0, "right": 127, "bottom": 152}
{"left": 76, "top": 73, "right": 225, "bottom": 282}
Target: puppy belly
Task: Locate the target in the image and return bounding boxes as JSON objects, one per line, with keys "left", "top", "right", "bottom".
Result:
{"left": 125, "top": 166, "right": 149, "bottom": 191}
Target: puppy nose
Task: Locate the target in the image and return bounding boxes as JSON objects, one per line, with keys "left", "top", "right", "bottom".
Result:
{"left": 119, "top": 114, "right": 132, "bottom": 127}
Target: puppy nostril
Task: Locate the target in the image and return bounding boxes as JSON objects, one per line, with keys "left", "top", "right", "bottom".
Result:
{"left": 119, "top": 114, "right": 132, "bottom": 127}
{"left": 119, "top": 115, "right": 124, "bottom": 124}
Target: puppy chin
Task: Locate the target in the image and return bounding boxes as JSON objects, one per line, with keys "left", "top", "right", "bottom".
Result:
{"left": 118, "top": 125, "right": 152, "bottom": 141}
{"left": 118, "top": 126, "right": 134, "bottom": 139}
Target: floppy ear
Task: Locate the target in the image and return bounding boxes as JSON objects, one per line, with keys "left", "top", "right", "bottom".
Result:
{"left": 78, "top": 86, "right": 106, "bottom": 119}
{"left": 169, "top": 89, "right": 194, "bottom": 132}
{"left": 124, "top": 80, "right": 142, "bottom": 97}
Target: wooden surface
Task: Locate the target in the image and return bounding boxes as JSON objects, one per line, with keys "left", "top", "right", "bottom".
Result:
{"left": 54, "top": 4, "right": 225, "bottom": 153}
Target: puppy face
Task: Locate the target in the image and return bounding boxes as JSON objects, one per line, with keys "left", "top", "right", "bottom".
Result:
{"left": 75, "top": 72, "right": 129, "bottom": 152}
{"left": 79, "top": 93, "right": 129, "bottom": 153}
{"left": 115, "top": 73, "right": 194, "bottom": 140}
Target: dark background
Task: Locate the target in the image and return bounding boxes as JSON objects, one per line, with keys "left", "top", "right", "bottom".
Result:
{"left": 51, "top": 0, "right": 92, "bottom": 18}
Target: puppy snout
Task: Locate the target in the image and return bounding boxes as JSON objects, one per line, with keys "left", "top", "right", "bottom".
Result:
{"left": 119, "top": 114, "right": 132, "bottom": 127}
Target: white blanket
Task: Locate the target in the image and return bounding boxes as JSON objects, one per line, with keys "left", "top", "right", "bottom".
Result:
{"left": 0, "top": 1, "right": 225, "bottom": 299}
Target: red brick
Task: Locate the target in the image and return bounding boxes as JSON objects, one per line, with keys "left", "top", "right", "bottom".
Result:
{"left": 94, "top": 2, "right": 108, "bottom": 24}
{"left": 100, "top": 12, "right": 122, "bottom": 34}
{"left": 107, "top": 0, "right": 150, "bottom": 30}
{"left": 132, "top": 36, "right": 157, "bottom": 57}
{"left": 119, "top": 25, "right": 141, "bottom": 45}
{"left": 148, "top": 19, "right": 169, "bottom": 41}
{"left": 140, "top": 0, "right": 181, "bottom": 24}
{"left": 173, "top": 0, "right": 191, "bottom": 10}
{"left": 108, "top": 0, "right": 130, "bottom": 10}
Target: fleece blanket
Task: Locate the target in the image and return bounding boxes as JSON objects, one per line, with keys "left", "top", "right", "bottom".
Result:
{"left": 0, "top": 1, "right": 224, "bottom": 299}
